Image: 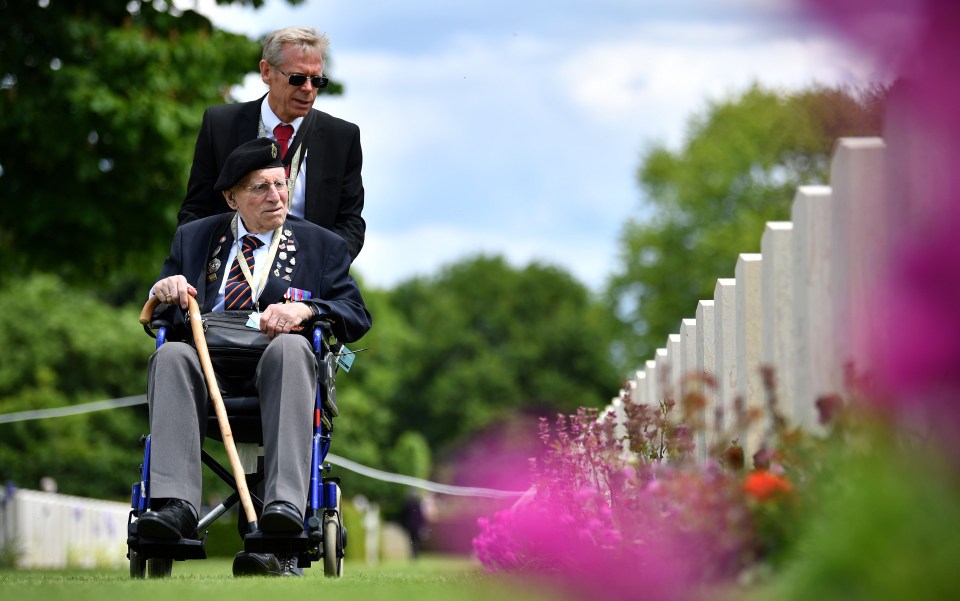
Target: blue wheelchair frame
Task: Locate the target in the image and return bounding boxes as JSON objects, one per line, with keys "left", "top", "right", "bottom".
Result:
{"left": 127, "top": 320, "right": 345, "bottom": 577}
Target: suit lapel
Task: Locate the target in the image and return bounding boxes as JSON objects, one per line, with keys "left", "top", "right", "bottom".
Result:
{"left": 240, "top": 96, "right": 264, "bottom": 145}
{"left": 200, "top": 215, "right": 234, "bottom": 311}
{"left": 303, "top": 112, "right": 327, "bottom": 224}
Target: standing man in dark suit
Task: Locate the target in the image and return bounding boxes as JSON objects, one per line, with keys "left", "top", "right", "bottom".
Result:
{"left": 179, "top": 26, "right": 366, "bottom": 261}
{"left": 140, "top": 137, "right": 371, "bottom": 577}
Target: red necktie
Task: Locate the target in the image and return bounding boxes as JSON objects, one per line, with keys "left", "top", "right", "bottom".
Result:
{"left": 274, "top": 123, "right": 294, "bottom": 177}
{"left": 224, "top": 235, "right": 265, "bottom": 310}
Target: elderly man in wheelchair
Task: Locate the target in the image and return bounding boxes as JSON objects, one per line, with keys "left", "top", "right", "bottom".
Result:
{"left": 127, "top": 137, "right": 372, "bottom": 578}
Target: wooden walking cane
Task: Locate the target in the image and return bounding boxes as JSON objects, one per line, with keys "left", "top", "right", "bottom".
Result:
{"left": 140, "top": 295, "right": 259, "bottom": 533}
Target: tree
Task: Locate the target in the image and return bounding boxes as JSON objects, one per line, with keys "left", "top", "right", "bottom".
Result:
{"left": 607, "top": 83, "right": 887, "bottom": 366}
{"left": 383, "top": 255, "right": 624, "bottom": 454}
{"left": 0, "top": 0, "right": 337, "bottom": 299}
{"left": 0, "top": 274, "right": 152, "bottom": 498}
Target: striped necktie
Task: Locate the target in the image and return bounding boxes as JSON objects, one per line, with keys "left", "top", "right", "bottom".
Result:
{"left": 224, "top": 235, "right": 265, "bottom": 310}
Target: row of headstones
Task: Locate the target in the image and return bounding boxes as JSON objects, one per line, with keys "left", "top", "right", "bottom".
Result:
{"left": 604, "top": 137, "right": 888, "bottom": 463}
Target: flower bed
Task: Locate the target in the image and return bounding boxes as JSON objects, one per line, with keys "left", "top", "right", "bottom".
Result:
{"left": 473, "top": 371, "right": 960, "bottom": 600}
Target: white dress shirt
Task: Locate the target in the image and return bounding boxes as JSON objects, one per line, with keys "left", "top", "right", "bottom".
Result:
{"left": 212, "top": 218, "right": 276, "bottom": 311}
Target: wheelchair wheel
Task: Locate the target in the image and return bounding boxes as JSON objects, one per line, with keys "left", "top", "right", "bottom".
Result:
{"left": 322, "top": 516, "right": 343, "bottom": 577}
{"left": 129, "top": 548, "right": 147, "bottom": 579}
{"left": 322, "top": 484, "right": 344, "bottom": 578}
{"left": 147, "top": 557, "right": 173, "bottom": 578}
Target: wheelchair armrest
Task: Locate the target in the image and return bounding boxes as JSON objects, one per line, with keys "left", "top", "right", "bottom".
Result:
{"left": 310, "top": 319, "right": 337, "bottom": 353}
{"left": 312, "top": 318, "right": 335, "bottom": 333}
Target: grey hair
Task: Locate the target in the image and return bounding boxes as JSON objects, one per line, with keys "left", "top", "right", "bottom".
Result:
{"left": 262, "top": 27, "right": 330, "bottom": 66}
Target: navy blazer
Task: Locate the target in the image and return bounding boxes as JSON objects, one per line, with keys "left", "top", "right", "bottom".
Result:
{"left": 156, "top": 214, "right": 371, "bottom": 344}
{"left": 178, "top": 96, "right": 366, "bottom": 261}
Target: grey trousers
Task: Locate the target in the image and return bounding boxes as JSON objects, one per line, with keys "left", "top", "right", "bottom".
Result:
{"left": 146, "top": 335, "right": 317, "bottom": 516}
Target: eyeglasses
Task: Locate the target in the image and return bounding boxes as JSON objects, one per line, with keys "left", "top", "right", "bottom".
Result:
{"left": 243, "top": 178, "right": 292, "bottom": 196}
{"left": 277, "top": 68, "right": 328, "bottom": 89}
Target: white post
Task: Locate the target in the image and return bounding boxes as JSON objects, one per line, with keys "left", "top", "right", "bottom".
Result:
{"left": 679, "top": 319, "right": 699, "bottom": 459}
{"left": 735, "top": 253, "right": 764, "bottom": 459}
{"left": 791, "top": 185, "right": 835, "bottom": 431}
{"left": 645, "top": 359, "right": 659, "bottom": 405}
{"left": 608, "top": 396, "right": 628, "bottom": 455}
{"left": 696, "top": 300, "right": 715, "bottom": 461}
{"left": 829, "top": 138, "right": 887, "bottom": 384}
{"left": 667, "top": 334, "right": 681, "bottom": 404}
{"left": 761, "top": 222, "right": 796, "bottom": 425}
{"left": 655, "top": 347, "right": 669, "bottom": 406}
{"left": 713, "top": 278, "right": 737, "bottom": 445}
{"left": 632, "top": 369, "right": 648, "bottom": 406}
{"left": 680, "top": 318, "right": 698, "bottom": 397}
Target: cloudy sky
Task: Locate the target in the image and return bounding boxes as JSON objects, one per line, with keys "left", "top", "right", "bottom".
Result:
{"left": 188, "top": 0, "right": 880, "bottom": 291}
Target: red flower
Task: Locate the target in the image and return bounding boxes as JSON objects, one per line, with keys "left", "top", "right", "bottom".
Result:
{"left": 743, "top": 470, "right": 793, "bottom": 501}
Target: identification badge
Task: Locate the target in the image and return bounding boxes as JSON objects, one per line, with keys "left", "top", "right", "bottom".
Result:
{"left": 245, "top": 312, "right": 262, "bottom": 329}
{"left": 336, "top": 345, "right": 355, "bottom": 372}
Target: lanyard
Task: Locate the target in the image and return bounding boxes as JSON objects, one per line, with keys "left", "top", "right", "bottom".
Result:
{"left": 231, "top": 213, "right": 282, "bottom": 311}
{"left": 258, "top": 117, "right": 303, "bottom": 197}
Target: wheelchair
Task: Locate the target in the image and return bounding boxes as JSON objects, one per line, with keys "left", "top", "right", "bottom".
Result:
{"left": 126, "top": 305, "right": 347, "bottom": 578}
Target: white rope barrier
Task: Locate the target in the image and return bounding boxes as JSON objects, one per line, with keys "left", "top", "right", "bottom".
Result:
{"left": 0, "top": 396, "right": 526, "bottom": 499}
{"left": 325, "top": 453, "right": 525, "bottom": 499}
{"left": 0, "top": 395, "right": 147, "bottom": 424}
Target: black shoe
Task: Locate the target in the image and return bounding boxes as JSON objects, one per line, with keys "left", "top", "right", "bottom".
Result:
{"left": 232, "top": 552, "right": 281, "bottom": 577}
{"left": 260, "top": 501, "right": 303, "bottom": 534}
{"left": 137, "top": 499, "right": 199, "bottom": 540}
{"left": 277, "top": 554, "right": 303, "bottom": 577}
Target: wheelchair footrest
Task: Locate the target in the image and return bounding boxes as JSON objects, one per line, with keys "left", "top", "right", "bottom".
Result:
{"left": 128, "top": 535, "right": 207, "bottom": 561}
{"left": 244, "top": 531, "right": 314, "bottom": 554}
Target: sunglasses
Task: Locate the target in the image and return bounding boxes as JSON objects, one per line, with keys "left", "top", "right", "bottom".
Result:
{"left": 277, "top": 68, "right": 329, "bottom": 89}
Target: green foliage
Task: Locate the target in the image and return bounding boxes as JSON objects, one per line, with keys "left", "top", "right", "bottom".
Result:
{"left": 607, "top": 83, "right": 887, "bottom": 364}
{"left": 384, "top": 255, "right": 623, "bottom": 452}
{"left": 774, "top": 441, "right": 960, "bottom": 600}
{"left": 324, "top": 256, "right": 623, "bottom": 514}
{"left": 389, "top": 431, "right": 432, "bottom": 481}
{"left": 0, "top": 274, "right": 152, "bottom": 498}
{"left": 340, "top": 499, "right": 366, "bottom": 563}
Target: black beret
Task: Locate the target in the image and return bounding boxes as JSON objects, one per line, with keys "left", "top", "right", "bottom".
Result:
{"left": 214, "top": 137, "right": 285, "bottom": 191}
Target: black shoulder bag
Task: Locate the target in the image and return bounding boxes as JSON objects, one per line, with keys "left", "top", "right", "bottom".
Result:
{"left": 189, "top": 311, "right": 270, "bottom": 395}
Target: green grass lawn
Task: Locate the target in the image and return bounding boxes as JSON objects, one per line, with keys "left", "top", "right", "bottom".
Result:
{"left": 0, "top": 555, "right": 564, "bottom": 601}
